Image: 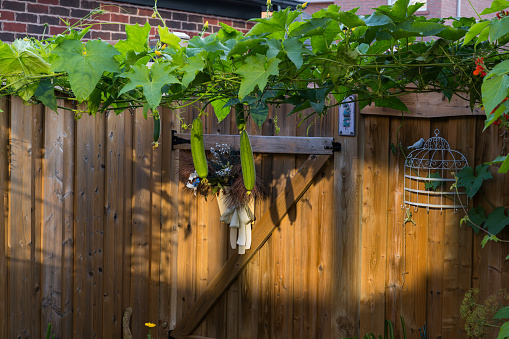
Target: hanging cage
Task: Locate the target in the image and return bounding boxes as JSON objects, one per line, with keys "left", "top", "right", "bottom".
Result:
{"left": 404, "top": 129, "right": 468, "bottom": 211}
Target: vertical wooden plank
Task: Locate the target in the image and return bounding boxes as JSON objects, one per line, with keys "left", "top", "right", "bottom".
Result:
{"left": 42, "top": 104, "right": 66, "bottom": 337}
{"left": 9, "top": 97, "right": 35, "bottom": 338}
{"left": 176, "top": 106, "right": 198, "bottom": 329}
{"left": 74, "top": 112, "right": 97, "bottom": 339}
{"left": 332, "top": 101, "right": 363, "bottom": 338}
{"left": 123, "top": 109, "right": 134, "bottom": 322}
{"left": 32, "top": 104, "right": 44, "bottom": 339}
{"left": 472, "top": 119, "right": 502, "bottom": 318}
{"left": 103, "top": 111, "right": 126, "bottom": 339}
{"left": 270, "top": 104, "right": 296, "bottom": 339}
{"left": 131, "top": 108, "right": 153, "bottom": 338}
{"left": 93, "top": 116, "right": 105, "bottom": 339}
{"left": 360, "top": 115, "right": 390, "bottom": 336}
{"left": 440, "top": 118, "right": 473, "bottom": 338}
{"left": 198, "top": 105, "right": 229, "bottom": 339}
{"left": 61, "top": 107, "right": 75, "bottom": 339}
{"left": 385, "top": 117, "right": 405, "bottom": 337}
{"left": 160, "top": 107, "right": 180, "bottom": 337}
{"left": 424, "top": 118, "right": 448, "bottom": 339}
{"left": 150, "top": 117, "right": 162, "bottom": 338}
{"left": 400, "top": 118, "right": 429, "bottom": 338}
{"left": 317, "top": 160, "right": 333, "bottom": 339}
{"left": 0, "top": 97, "right": 9, "bottom": 339}
{"left": 257, "top": 151, "right": 274, "bottom": 338}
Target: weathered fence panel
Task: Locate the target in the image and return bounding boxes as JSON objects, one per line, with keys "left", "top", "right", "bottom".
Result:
{"left": 0, "top": 95, "right": 507, "bottom": 339}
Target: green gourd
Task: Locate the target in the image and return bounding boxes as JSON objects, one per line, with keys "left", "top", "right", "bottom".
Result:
{"left": 240, "top": 130, "right": 255, "bottom": 192}
{"left": 191, "top": 118, "right": 208, "bottom": 178}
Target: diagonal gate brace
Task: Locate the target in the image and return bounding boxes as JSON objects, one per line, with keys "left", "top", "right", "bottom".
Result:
{"left": 170, "top": 154, "right": 331, "bottom": 339}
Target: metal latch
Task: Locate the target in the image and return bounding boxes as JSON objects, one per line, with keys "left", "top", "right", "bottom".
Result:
{"left": 171, "top": 130, "right": 191, "bottom": 150}
{"left": 324, "top": 141, "right": 341, "bottom": 152}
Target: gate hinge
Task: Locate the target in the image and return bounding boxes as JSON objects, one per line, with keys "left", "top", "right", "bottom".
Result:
{"left": 324, "top": 141, "right": 341, "bottom": 152}
{"left": 172, "top": 130, "right": 191, "bottom": 150}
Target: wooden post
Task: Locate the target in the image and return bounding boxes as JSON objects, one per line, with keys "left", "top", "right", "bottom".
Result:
{"left": 331, "top": 101, "right": 363, "bottom": 338}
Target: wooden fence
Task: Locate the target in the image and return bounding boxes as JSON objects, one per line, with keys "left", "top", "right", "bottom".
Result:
{"left": 0, "top": 94, "right": 507, "bottom": 339}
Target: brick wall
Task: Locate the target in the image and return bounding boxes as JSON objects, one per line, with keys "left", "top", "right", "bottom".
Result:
{"left": 0, "top": 0, "right": 256, "bottom": 43}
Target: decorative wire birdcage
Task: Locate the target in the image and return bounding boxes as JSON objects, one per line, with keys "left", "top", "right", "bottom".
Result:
{"left": 404, "top": 129, "right": 468, "bottom": 211}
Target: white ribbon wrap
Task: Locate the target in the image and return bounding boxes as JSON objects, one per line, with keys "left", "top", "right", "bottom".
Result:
{"left": 217, "top": 190, "right": 254, "bottom": 254}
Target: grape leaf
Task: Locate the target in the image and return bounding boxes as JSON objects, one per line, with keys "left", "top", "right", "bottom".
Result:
{"left": 115, "top": 22, "right": 151, "bottom": 57}
{"left": 34, "top": 79, "right": 57, "bottom": 112}
{"left": 50, "top": 39, "right": 120, "bottom": 102}
{"left": 424, "top": 172, "right": 443, "bottom": 191}
{"left": 456, "top": 164, "right": 493, "bottom": 198}
{"left": 485, "top": 207, "right": 509, "bottom": 235}
{"left": 119, "top": 62, "right": 179, "bottom": 109}
{"left": 495, "top": 306, "right": 509, "bottom": 320}
{"left": 467, "top": 206, "right": 487, "bottom": 234}
{"left": 236, "top": 55, "right": 280, "bottom": 100}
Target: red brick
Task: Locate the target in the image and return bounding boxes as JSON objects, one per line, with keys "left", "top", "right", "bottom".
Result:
{"left": 49, "top": 25, "right": 67, "bottom": 35}
{"left": 93, "top": 13, "right": 111, "bottom": 21}
{"left": 100, "top": 4, "right": 120, "bottom": 13}
{"left": 130, "top": 16, "right": 148, "bottom": 25}
{"left": 3, "top": 22, "right": 27, "bottom": 33}
{"left": 101, "top": 23, "right": 120, "bottom": 31}
{"left": 138, "top": 8, "right": 153, "bottom": 17}
{"left": 111, "top": 14, "right": 129, "bottom": 24}
{"left": 37, "top": 0, "right": 59, "bottom": 5}
{"left": 2, "top": 1, "right": 26, "bottom": 12}
{"left": 0, "top": 10, "right": 15, "bottom": 21}
{"left": 205, "top": 18, "right": 219, "bottom": 25}
{"left": 27, "top": 3, "right": 49, "bottom": 13}
{"left": 91, "top": 30, "right": 110, "bottom": 40}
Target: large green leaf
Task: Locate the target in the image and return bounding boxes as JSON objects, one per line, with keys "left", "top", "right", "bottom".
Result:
{"left": 50, "top": 39, "right": 120, "bottom": 102}
{"left": 364, "top": 12, "right": 393, "bottom": 27}
{"left": 34, "top": 79, "right": 57, "bottom": 112}
{"left": 463, "top": 21, "right": 489, "bottom": 45}
{"left": 0, "top": 42, "right": 50, "bottom": 75}
{"left": 456, "top": 164, "right": 493, "bottom": 198}
{"left": 485, "top": 207, "right": 509, "bottom": 235}
{"left": 467, "top": 206, "right": 487, "bottom": 234}
{"left": 236, "top": 55, "right": 280, "bottom": 100}
{"left": 249, "top": 100, "right": 269, "bottom": 127}
{"left": 480, "top": 0, "right": 509, "bottom": 15}
{"left": 489, "top": 16, "right": 509, "bottom": 41}
{"left": 324, "top": 9, "right": 366, "bottom": 29}
{"left": 115, "top": 22, "right": 151, "bottom": 57}
{"left": 283, "top": 37, "right": 311, "bottom": 68}
{"left": 181, "top": 53, "right": 205, "bottom": 88}
{"left": 482, "top": 74, "right": 509, "bottom": 118}
{"left": 247, "top": 7, "right": 299, "bottom": 37}
{"left": 409, "top": 21, "right": 446, "bottom": 36}
{"left": 119, "top": 62, "right": 179, "bottom": 109}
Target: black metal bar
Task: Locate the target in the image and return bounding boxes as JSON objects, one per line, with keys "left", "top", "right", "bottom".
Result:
{"left": 172, "top": 129, "right": 191, "bottom": 150}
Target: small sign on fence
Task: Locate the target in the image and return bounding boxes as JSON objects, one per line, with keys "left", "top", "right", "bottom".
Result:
{"left": 339, "top": 95, "right": 355, "bottom": 136}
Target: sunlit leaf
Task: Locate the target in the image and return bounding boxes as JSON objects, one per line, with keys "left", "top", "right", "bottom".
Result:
{"left": 51, "top": 39, "right": 120, "bottom": 102}
{"left": 236, "top": 55, "right": 280, "bottom": 100}
{"left": 115, "top": 22, "right": 151, "bottom": 57}
{"left": 119, "top": 62, "right": 179, "bottom": 109}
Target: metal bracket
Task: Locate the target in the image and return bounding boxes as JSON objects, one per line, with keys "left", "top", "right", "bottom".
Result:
{"left": 171, "top": 130, "right": 191, "bottom": 150}
{"left": 324, "top": 141, "right": 341, "bottom": 152}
